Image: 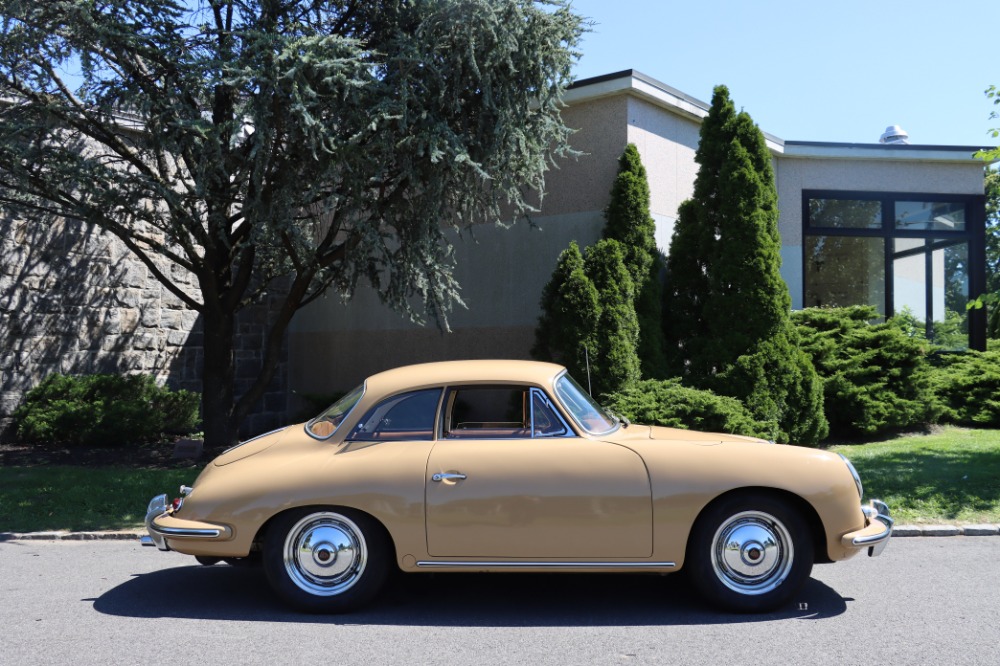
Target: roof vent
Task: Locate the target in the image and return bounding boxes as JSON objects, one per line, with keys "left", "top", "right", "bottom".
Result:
{"left": 879, "top": 125, "right": 910, "bottom": 145}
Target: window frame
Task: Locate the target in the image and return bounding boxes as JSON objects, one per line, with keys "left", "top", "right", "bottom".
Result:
{"left": 802, "top": 189, "right": 987, "bottom": 349}
{"left": 438, "top": 384, "right": 575, "bottom": 440}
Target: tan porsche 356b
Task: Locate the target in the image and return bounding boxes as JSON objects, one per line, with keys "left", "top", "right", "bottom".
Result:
{"left": 142, "top": 360, "right": 892, "bottom": 613}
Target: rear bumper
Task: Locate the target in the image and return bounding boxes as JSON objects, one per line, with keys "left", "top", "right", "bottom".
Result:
{"left": 140, "top": 493, "right": 231, "bottom": 551}
{"left": 842, "top": 499, "right": 894, "bottom": 557}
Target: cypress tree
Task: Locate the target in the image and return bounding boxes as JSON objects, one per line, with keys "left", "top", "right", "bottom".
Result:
{"left": 603, "top": 144, "right": 669, "bottom": 379}
{"left": 532, "top": 241, "right": 601, "bottom": 383}
{"left": 663, "top": 86, "right": 827, "bottom": 444}
{"left": 584, "top": 239, "right": 641, "bottom": 396}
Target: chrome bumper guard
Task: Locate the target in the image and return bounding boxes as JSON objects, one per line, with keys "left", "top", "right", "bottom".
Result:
{"left": 141, "top": 494, "right": 171, "bottom": 551}
{"left": 856, "top": 499, "right": 893, "bottom": 557}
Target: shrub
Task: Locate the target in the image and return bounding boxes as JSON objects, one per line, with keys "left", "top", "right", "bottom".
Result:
{"left": 603, "top": 379, "right": 769, "bottom": 438}
{"left": 929, "top": 349, "right": 1000, "bottom": 427}
{"left": 14, "top": 374, "right": 200, "bottom": 447}
{"left": 792, "top": 306, "right": 939, "bottom": 438}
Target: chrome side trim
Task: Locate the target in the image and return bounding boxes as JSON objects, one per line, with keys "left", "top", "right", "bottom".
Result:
{"left": 149, "top": 524, "right": 223, "bottom": 539}
{"left": 415, "top": 561, "right": 676, "bottom": 569}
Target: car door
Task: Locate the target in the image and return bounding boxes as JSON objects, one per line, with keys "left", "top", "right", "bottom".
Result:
{"left": 425, "top": 385, "right": 652, "bottom": 559}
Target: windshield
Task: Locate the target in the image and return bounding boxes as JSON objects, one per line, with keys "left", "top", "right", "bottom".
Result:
{"left": 305, "top": 384, "right": 364, "bottom": 439}
{"left": 554, "top": 373, "right": 618, "bottom": 435}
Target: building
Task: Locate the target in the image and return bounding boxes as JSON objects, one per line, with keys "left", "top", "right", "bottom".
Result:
{"left": 288, "top": 70, "right": 991, "bottom": 399}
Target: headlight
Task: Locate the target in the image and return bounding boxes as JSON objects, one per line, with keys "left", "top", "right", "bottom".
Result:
{"left": 839, "top": 454, "right": 864, "bottom": 499}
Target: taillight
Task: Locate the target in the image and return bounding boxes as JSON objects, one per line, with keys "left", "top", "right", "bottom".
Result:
{"left": 171, "top": 497, "right": 184, "bottom": 512}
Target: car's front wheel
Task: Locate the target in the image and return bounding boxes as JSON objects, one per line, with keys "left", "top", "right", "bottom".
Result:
{"left": 263, "top": 508, "right": 392, "bottom": 613}
{"left": 686, "top": 493, "right": 813, "bottom": 613}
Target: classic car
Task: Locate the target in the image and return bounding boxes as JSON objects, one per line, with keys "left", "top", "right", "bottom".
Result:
{"left": 141, "top": 359, "right": 892, "bottom": 613}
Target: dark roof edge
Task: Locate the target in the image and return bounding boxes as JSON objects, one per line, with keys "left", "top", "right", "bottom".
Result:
{"left": 785, "top": 140, "right": 994, "bottom": 153}
{"left": 570, "top": 69, "right": 711, "bottom": 113}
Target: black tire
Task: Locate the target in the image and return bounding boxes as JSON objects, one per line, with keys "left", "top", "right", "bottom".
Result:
{"left": 263, "top": 507, "right": 392, "bottom": 613}
{"left": 195, "top": 556, "right": 222, "bottom": 566}
{"left": 685, "top": 492, "right": 813, "bottom": 613}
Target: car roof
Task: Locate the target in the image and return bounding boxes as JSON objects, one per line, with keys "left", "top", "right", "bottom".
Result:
{"left": 363, "top": 359, "right": 568, "bottom": 396}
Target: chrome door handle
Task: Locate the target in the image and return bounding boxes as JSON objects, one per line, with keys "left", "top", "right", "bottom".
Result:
{"left": 432, "top": 472, "right": 467, "bottom": 482}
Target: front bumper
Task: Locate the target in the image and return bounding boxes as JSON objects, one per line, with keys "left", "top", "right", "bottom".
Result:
{"left": 842, "top": 499, "right": 894, "bottom": 557}
{"left": 139, "top": 493, "right": 231, "bottom": 551}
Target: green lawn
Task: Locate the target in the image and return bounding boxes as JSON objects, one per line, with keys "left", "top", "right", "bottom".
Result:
{"left": 831, "top": 427, "right": 1000, "bottom": 525}
{"left": 2, "top": 427, "right": 998, "bottom": 533}
{"left": 0, "top": 466, "right": 196, "bottom": 533}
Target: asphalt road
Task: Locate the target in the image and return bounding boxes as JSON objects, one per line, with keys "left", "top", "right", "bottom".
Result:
{"left": 1, "top": 537, "right": 996, "bottom": 666}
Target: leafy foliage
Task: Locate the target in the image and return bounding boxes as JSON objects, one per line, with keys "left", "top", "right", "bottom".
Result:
{"left": 0, "top": 0, "right": 584, "bottom": 447}
{"left": 929, "top": 347, "right": 1000, "bottom": 427}
{"left": 604, "top": 379, "right": 768, "bottom": 438}
{"left": 14, "top": 373, "right": 200, "bottom": 446}
{"left": 792, "top": 306, "right": 939, "bottom": 438}
{"left": 662, "top": 85, "right": 826, "bottom": 444}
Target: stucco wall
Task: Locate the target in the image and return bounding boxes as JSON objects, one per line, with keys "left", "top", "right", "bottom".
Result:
{"left": 625, "top": 96, "right": 700, "bottom": 226}
{"left": 289, "top": 211, "right": 605, "bottom": 396}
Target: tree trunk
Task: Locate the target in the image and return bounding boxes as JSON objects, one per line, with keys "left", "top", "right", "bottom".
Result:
{"left": 201, "top": 304, "right": 239, "bottom": 450}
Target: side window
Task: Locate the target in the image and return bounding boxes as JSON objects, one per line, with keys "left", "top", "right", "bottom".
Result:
{"left": 442, "top": 386, "right": 572, "bottom": 439}
{"left": 444, "top": 386, "right": 530, "bottom": 439}
{"left": 531, "top": 389, "right": 570, "bottom": 437}
{"left": 346, "top": 389, "right": 441, "bottom": 442}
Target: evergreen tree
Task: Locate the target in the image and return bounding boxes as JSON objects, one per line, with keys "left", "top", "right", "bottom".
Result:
{"left": 602, "top": 143, "right": 668, "bottom": 378}
{"left": 532, "top": 241, "right": 600, "bottom": 383}
{"left": 584, "top": 239, "right": 641, "bottom": 396}
{"left": 662, "top": 86, "right": 827, "bottom": 444}
{"left": 0, "top": 0, "right": 583, "bottom": 448}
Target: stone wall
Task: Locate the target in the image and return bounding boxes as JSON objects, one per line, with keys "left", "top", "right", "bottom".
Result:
{"left": 0, "top": 214, "right": 288, "bottom": 442}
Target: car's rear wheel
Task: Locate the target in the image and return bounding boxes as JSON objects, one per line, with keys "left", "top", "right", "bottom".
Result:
{"left": 686, "top": 493, "right": 813, "bottom": 613}
{"left": 263, "top": 508, "right": 391, "bottom": 613}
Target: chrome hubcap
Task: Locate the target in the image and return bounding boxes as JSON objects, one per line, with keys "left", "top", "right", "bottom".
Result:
{"left": 710, "top": 510, "right": 794, "bottom": 596}
{"left": 283, "top": 512, "right": 367, "bottom": 596}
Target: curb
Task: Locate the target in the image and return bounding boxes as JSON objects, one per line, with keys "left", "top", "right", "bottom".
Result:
{"left": 2, "top": 525, "right": 1000, "bottom": 542}
{"left": 0, "top": 531, "right": 143, "bottom": 542}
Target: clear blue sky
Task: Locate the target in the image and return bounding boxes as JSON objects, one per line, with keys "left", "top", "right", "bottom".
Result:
{"left": 568, "top": 0, "right": 998, "bottom": 148}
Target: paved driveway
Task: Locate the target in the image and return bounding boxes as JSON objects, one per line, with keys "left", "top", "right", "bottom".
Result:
{"left": 1, "top": 537, "right": 997, "bottom": 665}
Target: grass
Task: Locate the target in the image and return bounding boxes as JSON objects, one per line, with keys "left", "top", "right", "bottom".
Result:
{"left": 0, "top": 466, "right": 196, "bottom": 533}
{"left": 830, "top": 426, "right": 1000, "bottom": 525}
{"left": 2, "top": 426, "right": 998, "bottom": 532}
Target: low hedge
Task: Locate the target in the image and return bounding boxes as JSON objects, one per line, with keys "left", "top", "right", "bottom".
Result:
{"left": 14, "top": 373, "right": 200, "bottom": 447}
{"left": 791, "top": 306, "right": 939, "bottom": 439}
{"left": 929, "top": 346, "right": 1000, "bottom": 427}
{"left": 603, "top": 379, "right": 769, "bottom": 439}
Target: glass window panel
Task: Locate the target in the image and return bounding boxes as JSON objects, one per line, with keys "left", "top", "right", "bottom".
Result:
{"left": 890, "top": 239, "right": 969, "bottom": 349}
{"left": 805, "top": 236, "right": 885, "bottom": 311}
{"left": 346, "top": 388, "right": 441, "bottom": 441}
{"left": 808, "top": 198, "right": 882, "bottom": 229}
{"left": 934, "top": 241, "right": 969, "bottom": 349}
{"left": 894, "top": 201, "right": 965, "bottom": 231}
{"left": 892, "top": 238, "right": 927, "bottom": 325}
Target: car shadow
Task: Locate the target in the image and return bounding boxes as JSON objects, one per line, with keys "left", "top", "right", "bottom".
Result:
{"left": 91, "top": 564, "right": 847, "bottom": 625}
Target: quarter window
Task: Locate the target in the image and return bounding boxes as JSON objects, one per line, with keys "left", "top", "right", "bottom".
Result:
{"left": 346, "top": 389, "right": 441, "bottom": 442}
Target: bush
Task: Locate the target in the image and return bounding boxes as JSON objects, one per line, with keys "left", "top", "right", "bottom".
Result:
{"left": 603, "top": 379, "right": 769, "bottom": 438}
{"left": 792, "top": 306, "right": 939, "bottom": 439}
{"left": 929, "top": 349, "right": 1000, "bottom": 427}
{"left": 14, "top": 374, "right": 200, "bottom": 447}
